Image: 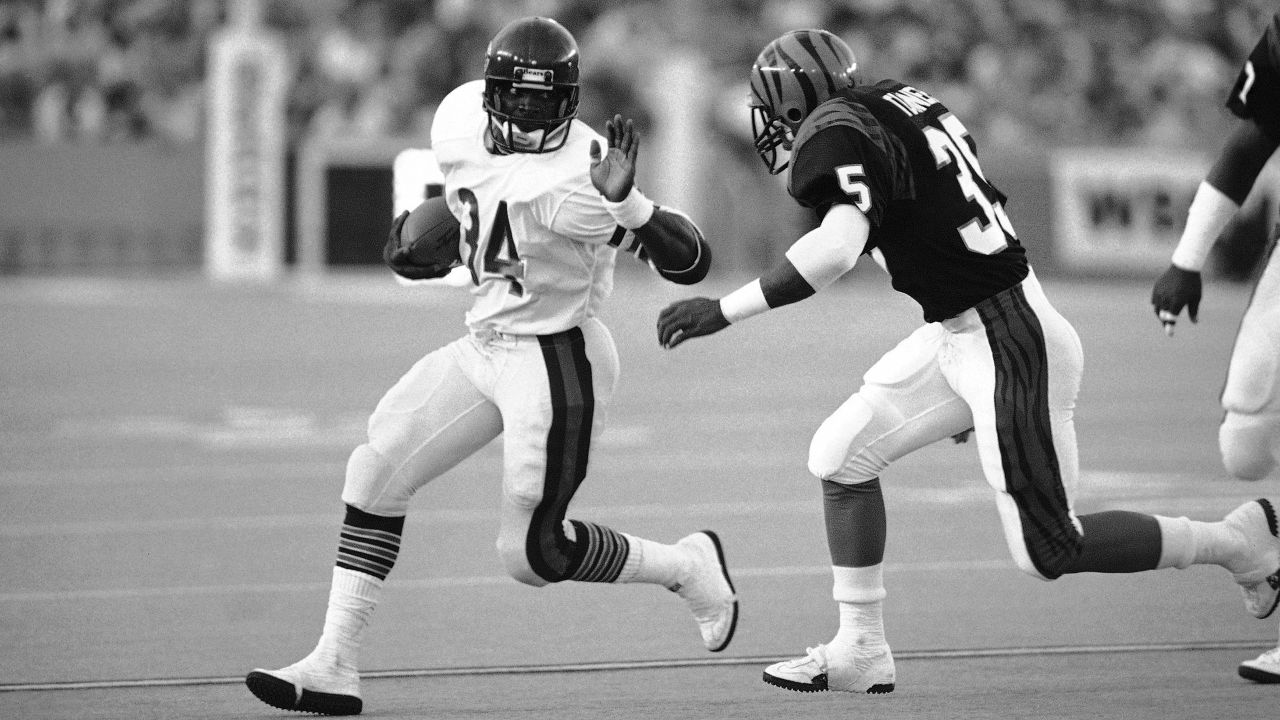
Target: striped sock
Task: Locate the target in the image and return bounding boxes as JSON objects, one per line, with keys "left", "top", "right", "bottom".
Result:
{"left": 336, "top": 504, "right": 405, "bottom": 581}
{"left": 566, "top": 520, "right": 631, "bottom": 583}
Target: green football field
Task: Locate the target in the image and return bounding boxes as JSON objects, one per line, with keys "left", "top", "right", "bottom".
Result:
{"left": 2, "top": 267, "right": 1277, "bottom": 719}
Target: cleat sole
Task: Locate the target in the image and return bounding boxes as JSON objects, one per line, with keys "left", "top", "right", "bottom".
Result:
{"left": 1239, "top": 664, "right": 1280, "bottom": 684}
{"left": 763, "top": 671, "right": 828, "bottom": 693}
{"left": 700, "top": 530, "right": 739, "bottom": 653}
{"left": 245, "top": 671, "right": 362, "bottom": 716}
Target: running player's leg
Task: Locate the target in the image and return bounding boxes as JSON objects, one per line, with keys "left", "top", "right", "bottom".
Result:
{"left": 950, "top": 273, "right": 1201, "bottom": 579}
{"left": 765, "top": 322, "right": 972, "bottom": 694}
{"left": 1220, "top": 237, "right": 1280, "bottom": 480}
{"left": 247, "top": 338, "right": 502, "bottom": 715}
{"left": 494, "top": 319, "right": 737, "bottom": 651}
{"left": 1220, "top": 235, "right": 1280, "bottom": 681}
{"left": 952, "top": 273, "right": 1279, "bottom": 615}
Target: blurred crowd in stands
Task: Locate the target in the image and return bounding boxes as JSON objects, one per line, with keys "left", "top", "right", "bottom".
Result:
{"left": 0, "top": 0, "right": 1273, "bottom": 150}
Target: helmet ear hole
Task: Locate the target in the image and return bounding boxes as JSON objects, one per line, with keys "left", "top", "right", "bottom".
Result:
{"left": 785, "top": 108, "right": 804, "bottom": 123}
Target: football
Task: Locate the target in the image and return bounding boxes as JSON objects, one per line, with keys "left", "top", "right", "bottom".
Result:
{"left": 400, "top": 195, "right": 462, "bottom": 266}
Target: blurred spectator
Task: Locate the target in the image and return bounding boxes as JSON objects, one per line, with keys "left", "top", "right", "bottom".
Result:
{"left": 0, "top": 0, "right": 1274, "bottom": 151}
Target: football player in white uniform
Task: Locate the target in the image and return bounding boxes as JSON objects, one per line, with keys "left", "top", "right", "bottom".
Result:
{"left": 1151, "top": 10, "right": 1280, "bottom": 684}
{"left": 244, "top": 17, "right": 731, "bottom": 716}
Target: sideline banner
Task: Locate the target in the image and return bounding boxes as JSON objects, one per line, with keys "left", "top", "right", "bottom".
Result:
{"left": 203, "top": 2, "right": 288, "bottom": 282}
{"left": 1050, "top": 148, "right": 1210, "bottom": 274}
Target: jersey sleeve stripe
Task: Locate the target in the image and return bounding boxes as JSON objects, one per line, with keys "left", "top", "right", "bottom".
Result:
{"left": 606, "top": 224, "right": 628, "bottom": 247}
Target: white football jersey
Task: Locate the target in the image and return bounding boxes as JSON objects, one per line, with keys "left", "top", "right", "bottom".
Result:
{"left": 430, "top": 80, "right": 632, "bottom": 335}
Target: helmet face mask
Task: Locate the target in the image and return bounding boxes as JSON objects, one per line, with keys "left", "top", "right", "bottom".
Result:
{"left": 749, "top": 99, "right": 796, "bottom": 175}
{"left": 748, "top": 29, "right": 858, "bottom": 174}
{"left": 483, "top": 17, "right": 580, "bottom": 154}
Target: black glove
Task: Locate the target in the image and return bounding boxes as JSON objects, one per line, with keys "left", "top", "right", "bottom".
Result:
{"left": 383, "top": 210, "right": 456, "bottom": 280}
{"left": 1150, "top": 264, "right": 1202, "bottom": 332}
{"left": 656, "top": 297, "right": 730, "bottom": 348}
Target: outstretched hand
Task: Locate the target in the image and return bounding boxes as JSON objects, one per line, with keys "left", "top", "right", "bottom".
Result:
{"left": 589, "top": 114, "right": 638, "bottom": 202}
{"left": 657, "top": 297, "right": 730, "bottom": 349}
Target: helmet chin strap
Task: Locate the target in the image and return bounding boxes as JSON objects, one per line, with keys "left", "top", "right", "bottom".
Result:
{"left": 489, "top": 116, "right": 571, "bottom": 154}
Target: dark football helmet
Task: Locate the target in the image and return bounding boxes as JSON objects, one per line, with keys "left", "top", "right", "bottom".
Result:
{"left": 749, "top": 29, "right": 858, "bottom": 174}
{"left": 483, "top": 17, "right": 580, "bottom": 154}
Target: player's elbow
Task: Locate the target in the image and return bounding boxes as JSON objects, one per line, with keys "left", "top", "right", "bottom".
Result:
{"left": 657, "top": 236, "right": 712, "bottom": 285}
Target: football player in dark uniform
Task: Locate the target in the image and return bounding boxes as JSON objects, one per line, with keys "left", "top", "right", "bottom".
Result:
{"left": 1151, "top": 10, "right": 1280, "bottom": 683}
{"left": 658, "top": 29, "right": 1280, "bottom": 694}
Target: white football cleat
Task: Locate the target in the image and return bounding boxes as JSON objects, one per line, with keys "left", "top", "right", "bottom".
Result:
{"left": 672, "top": 531, "right": 738, "bottom": 652}
{"left": 245, "top": 656, "right": 362, "bottom": 716}
{"left": 1239, "top": 646, "right": 1280, "bottom": 683}
{"left": 762, "top": 643, "right": 895, "bottom": 694}
{"left": 1222, "top": 499, "right": 1280, "bottom": 619}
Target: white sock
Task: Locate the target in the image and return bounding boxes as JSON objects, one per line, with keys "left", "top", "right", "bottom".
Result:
{"left": 829, "top": 600, "right": 886, "bottom": 652}
{"left": 309, "top": 567, "right": 383, "bottom": 671}
{"left": 831, "top": 565, "right": 887, "bottom": 603}
{"left": 615, "top": 534, "right": 686, "bottom": 588}
{"left": 1155, "top": 515, "right": 1238, "bottom": 570}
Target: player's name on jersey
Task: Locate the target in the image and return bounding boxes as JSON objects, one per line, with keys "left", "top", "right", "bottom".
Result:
{"left": 882, "top": 86, "right": 940, "bottom": 117}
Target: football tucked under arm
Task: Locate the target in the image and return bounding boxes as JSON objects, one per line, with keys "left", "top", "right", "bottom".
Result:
{"left": 383, "top": 196, "right": 463, "bottom": 280}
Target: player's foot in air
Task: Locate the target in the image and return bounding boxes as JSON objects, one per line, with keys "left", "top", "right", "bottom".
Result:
{"left": 1239, "top": 645, "right": 1280, "bottom": 683}
{"left": 245, "top": 655, "right": 362, "bottom": 716}
{"left": 673, "top": 531, "right": 738, "bottom": 652}
{"left": 762, "top": 642, "right": 895, "bottom": 694}
{"left": 1222, "top": 498, "right": 1280, "bottom": 619}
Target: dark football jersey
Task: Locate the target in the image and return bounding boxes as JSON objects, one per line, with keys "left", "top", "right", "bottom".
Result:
{"left": 1227, "top": 11, "right": 1280, "bottom": 138}
{"left": 788, "top": 79, "right": 1027, "bottom": 322}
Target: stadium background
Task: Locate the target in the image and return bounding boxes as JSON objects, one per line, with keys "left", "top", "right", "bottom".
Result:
{"left": 0, "top": 0, "right": 1277, "bottom": 279}
{"left": 5, "top": 2, "right": 1280, "bottom": 719}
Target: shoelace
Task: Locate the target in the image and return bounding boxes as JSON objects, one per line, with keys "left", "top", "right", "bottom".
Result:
{"left": 785, "top": 645, "right": 829, "bottom": 672}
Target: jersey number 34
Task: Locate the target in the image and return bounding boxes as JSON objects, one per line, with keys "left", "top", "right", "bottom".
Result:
{"left": 457, "top": 188, "right": 525, "bottom": 296}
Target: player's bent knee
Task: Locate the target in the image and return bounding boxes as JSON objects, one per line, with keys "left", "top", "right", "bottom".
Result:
{"left": 341, "top": 443, "right": 411, "bottom": 516}
{"left": 809, "top": 395, "right": 877, "bottom": 481}
{"left": 1220, "top": 415, "right": 1278, "bottom": 481}
{"left": 503, "top": 459, "right": 547, "bottom": 509}
{"left": 1012, "top": 555, "right": 1059, "bottom": 581}
{"left": 495, "top": 535, "right": 552, "bottom": 587}
{"left": 1222, "top": 444, "right": 1275, "bottom": 481}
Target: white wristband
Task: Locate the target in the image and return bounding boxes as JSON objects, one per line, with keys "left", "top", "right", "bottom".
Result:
{"left": 1171, "top": 181, "right": 1240, "bottom": 271}
{"left": 601, "top": 187, "right": 655, "bottom": 230}
{"left": 719, "top": 279, "right": 770, "bottom": 324}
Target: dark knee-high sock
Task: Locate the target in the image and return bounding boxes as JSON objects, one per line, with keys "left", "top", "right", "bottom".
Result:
{"left": 824, "top": 478, "right": 888, "bottom": 649}
{"left": 1064, "top": 511, "right": 1161, "bottom": 573}
{"left": 824, "top": 478, "right": 886, "bottom": 568}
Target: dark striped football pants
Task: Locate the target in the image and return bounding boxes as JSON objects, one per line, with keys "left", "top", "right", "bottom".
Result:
{"left": 810, "top": 269, "right": 1087, "bottom": 580}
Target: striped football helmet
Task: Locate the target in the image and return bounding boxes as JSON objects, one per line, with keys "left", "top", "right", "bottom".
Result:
{"left": 749, "top": 30, "right": 858, "bottom": 174}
